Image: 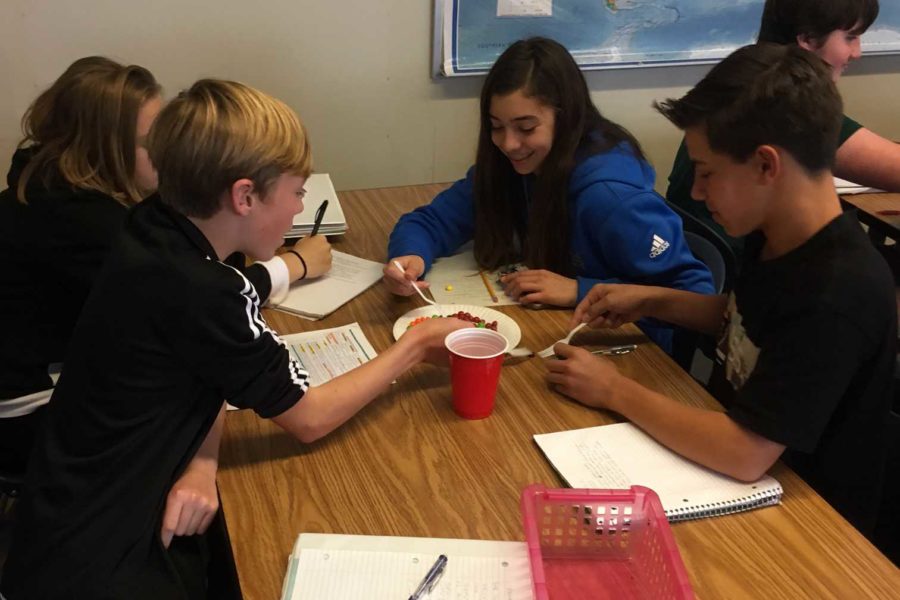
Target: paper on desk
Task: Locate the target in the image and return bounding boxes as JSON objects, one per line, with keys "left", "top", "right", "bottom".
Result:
{"left": 226, "top": 323, "right": 377, "bottom": 410}
{"left": 273, "top": 251, "right": 383, "bottom": 320}
{"left": 281, "top": 323, "right": 377, "bottom": 384}
{"left": 282, "top": 533, "right": 535, "bottom": 600}
{"left": 426, "top": 250, "right": 518, "bottom": 307}
{"left": 289, "top": 173, "right": 347, "bottom": 236}
{"left": 834, "top": 176, "right": 884, "bottom": 195}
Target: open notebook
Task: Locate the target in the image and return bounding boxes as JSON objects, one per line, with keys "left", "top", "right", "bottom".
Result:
{"left": 282, "top": 533, "right": 535, "bottom": 600}
{"left": 270, "top": 251, "right": 383, "bottom": 320}
{"left": 534, "top": 423, "right": 782, "bottom": 522}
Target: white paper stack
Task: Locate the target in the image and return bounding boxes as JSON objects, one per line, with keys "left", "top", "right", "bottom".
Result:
{"left": 289, "top": 173, "right": 347, "bottom": 237}
{"left": 834, "top": 176, "right": 883, "bottom": 196}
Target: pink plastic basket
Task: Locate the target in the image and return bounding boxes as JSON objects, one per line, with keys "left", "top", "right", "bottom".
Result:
{"left": 521, "top": 484, "right": 693, "bottom": 600}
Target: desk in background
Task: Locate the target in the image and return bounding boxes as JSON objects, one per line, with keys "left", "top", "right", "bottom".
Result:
{"left": 218, "top": 184, "right": 900, "bottom": 600}
{"left": 841, "top": 192, "right": 900, "bottom": 244}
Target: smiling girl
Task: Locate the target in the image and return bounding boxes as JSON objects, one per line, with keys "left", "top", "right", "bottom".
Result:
{"left": 667, "top": 0, "right": 900, "bottom": 254}
{"left": 384, "top": 37, "right": 713, "bottom": 352}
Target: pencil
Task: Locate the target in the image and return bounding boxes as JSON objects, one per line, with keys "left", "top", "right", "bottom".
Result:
{"left": 479, "top": 270, "right": 499, "bottom": 303}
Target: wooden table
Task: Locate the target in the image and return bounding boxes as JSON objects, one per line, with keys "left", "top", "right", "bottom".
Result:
{"left": 841, "top": 192, "right": 900, "bottom": 244}
{"left": 218, "top": 184, "right": 900, "bottom": 599}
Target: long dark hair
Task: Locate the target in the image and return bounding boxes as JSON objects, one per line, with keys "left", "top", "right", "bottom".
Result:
{"left": 473, "top": 37, "right": 644, "bottom": 274}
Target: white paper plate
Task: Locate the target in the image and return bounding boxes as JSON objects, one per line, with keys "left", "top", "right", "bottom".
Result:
{"left": 393, "top": 304, "right": 521, "bottom": 349}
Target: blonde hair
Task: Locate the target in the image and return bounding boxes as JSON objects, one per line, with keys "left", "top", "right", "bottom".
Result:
{"left": 147, "top": 79, "right": 312, "bottom": 218}
{"left": 17, "top": 56, "right": 161, "bottom": 206}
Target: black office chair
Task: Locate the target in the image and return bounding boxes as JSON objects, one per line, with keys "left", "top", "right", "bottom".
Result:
{"left": 0, "top": 469, "right": 23, "bottom": 520}
{"left": 668, "top": 202, "right": 737, "bottom": 375}
{"left": 668, "top": 201, "right": 738, "bottom": 294}
{"left": 684, "top": 231, "right": 726, "bottom": 294}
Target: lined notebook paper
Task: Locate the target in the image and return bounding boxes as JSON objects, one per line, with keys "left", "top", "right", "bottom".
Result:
{"left": 272, "top": 251, "right": 383, "bottom": 320}
{"left": 426, "top": 248, "right": 519, "bottom": 307}
{"left": 534, "top": 423, "right": 782, "bottom": 522}
{"left": 282, "top": 534, "right": 535, "bottom": 600}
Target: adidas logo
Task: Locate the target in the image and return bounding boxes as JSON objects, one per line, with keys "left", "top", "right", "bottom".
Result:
{"left": 649, "top": 234, "right": 670, "bottom": 258}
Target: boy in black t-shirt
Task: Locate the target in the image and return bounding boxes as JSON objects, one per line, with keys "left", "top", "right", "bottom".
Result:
{"left": 544, "top": 44, "right": 896, "bottom": 545}
{"left": 1, "top": 80, "right": 467, "bottom": 599}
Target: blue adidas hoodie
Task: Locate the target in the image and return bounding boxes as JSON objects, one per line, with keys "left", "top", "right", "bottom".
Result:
{"left": 388, "top": 144, "right": 715, "bottom": 351}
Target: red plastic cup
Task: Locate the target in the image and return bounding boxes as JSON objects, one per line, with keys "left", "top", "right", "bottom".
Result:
{"left": 444, "top": 328, "right": 509, "bottom": 419}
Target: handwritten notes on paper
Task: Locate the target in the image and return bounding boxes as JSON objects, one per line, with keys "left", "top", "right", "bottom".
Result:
{"left": 273, "top": 251, "right": 384, "bottom": 319}
{"left": 534, "top": 423, "right": 782, "bottom": 520}
{"left": 426, "top": 251, "right": 518, "bottom": 307}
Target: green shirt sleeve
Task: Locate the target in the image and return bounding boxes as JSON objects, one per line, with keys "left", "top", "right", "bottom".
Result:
{"left": 839, "top": 114, "right": 863, "bottom": 146}
{"left": 665, "top": 138, "right": 744, "bottom": 256}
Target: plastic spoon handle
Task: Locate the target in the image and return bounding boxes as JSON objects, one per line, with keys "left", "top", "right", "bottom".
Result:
{"left": 392, "top": 261, "right": 436, "bottom": 305}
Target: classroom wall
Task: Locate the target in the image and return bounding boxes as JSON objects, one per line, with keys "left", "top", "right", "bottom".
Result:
{"left": 1, "top": 0, "right": 899, "bottom": 195}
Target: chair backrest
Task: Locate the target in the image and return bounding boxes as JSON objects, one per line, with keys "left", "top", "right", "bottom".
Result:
{"left": 0, "top": 468, "right": 24, "bottom": 520}
{"left": 668, "top": 201, "right": 737, "bottom": 293}
{"left": 684, "top": 232, "right": 726, "bottom": 294}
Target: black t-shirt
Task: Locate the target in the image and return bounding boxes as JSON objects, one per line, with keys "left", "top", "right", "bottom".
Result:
{"left": 1, "top": 196, "right": 309, "bottom": 599}
{"left": 710, "top": 210, "right": 896, "bottom": 534}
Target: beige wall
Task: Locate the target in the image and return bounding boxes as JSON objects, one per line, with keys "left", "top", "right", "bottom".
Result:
{"left": 1, "top": 0, "right": 898, "bottom": 195}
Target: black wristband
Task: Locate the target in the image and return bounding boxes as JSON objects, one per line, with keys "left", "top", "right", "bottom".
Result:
{"left": 286, "top": 250, "right": 307, "bottom": 280}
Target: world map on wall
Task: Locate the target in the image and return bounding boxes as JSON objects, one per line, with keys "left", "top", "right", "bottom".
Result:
{"left": 440, "top": 0, "right": 900, "bottom": 75}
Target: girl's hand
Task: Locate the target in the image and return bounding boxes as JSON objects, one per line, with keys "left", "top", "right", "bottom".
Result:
{"left": 383, "top": 255, "right": 428, "bottom": 296}
{"left": 500, "top": 269, "right": 577, "bottom": 307}
{"left": 291, "top": 235, "right": 333, "bottom": 279}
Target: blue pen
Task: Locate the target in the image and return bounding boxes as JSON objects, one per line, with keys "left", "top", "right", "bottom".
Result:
{"left": 409, "top": 554, "right": 448, "bottom": 600}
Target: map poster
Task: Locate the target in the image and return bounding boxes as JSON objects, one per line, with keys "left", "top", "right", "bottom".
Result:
{"left": 438, "top": 0, "right": 900, "bottom": 76}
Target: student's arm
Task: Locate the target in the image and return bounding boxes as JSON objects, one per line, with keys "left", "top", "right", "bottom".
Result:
{"left": 572, "top": 284, "right": 727, "bottom": 336}
{"left": 272, "top": 318, "right": 469, "bottom": 443}
{"left": 834, "top": 128, "right": 900, "bottom": 192}
{"left": 282, "top": 234, "right": 332, "bottom": 280}
{"left": 384, "top": 169, "right": 477, "bottom": 294}
{"left": 160, "top": 402, "right": 225, "bottom": 549}
{"left": 583, "top": 191, "right": 715, "bottom": 301}
{"left": 244, "top": 234, "right": 333, "bottom": 305}
{"left": 545, "top": 345, "right": 785, "bottom": 481}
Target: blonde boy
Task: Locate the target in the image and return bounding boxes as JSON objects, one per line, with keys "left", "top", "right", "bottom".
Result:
{"left": 1, "top": 80, "right": 464, "bottom": 599}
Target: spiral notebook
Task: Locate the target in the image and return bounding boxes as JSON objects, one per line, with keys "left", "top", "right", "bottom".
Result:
{"left": 534, "top": 423, "right": 782, "bottom": 522}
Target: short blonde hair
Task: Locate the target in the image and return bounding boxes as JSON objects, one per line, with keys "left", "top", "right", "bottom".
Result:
{"left": 148, "top": 79, "right": 312, "bottom": 218}
{"left": 17, "top": 56, "right": 160, "bottom": 206}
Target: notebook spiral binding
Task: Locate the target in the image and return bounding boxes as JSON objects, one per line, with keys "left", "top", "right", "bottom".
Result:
{"left": 664, "top": 485, "right": 784, "bottom": 522}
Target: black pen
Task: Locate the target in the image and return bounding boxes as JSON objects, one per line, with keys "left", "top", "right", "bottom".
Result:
{"left": 310, "top": 199, "right": 329, "bottom": 236}
{"left": 409, "top": 554, "right": 447, "bottom": 600}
